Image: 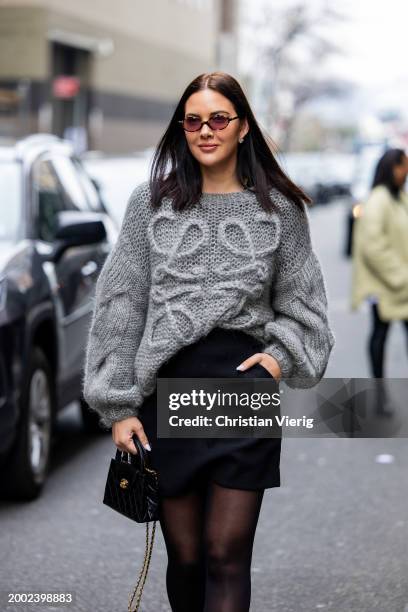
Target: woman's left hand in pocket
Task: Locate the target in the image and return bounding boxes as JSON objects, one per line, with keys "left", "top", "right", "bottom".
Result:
{"left": 236, "top": 352, "right": 282, "bottom": 382}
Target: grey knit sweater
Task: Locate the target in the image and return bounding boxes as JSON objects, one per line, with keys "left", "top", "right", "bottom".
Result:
{"left": 82, "top": 181, "right": 335, "bottom": 429}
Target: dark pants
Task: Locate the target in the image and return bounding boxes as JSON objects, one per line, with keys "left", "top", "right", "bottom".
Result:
{"left": 369, "top": 303, "right": 408, "bottom": 377}
{"left": 138, "top": 327, "right": 281, "bottom": 497}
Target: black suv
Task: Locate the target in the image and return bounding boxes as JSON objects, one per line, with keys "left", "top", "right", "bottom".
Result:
{"left": 0, "top": 134, "right": 118, "bottom": 500}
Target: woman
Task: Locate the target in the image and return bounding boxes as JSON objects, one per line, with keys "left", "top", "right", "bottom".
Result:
{"left": 351, "top": 148, "right": 408, "bottom": 416}
{"left": 83, "top": 71, "right": 335, "bottom": 611}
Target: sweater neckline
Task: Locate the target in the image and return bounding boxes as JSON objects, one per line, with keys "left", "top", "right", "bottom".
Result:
{"left": 200, "top": 188, "right": 255, "bottom": 200}
{"left": 202, "top": 189, "right": 246, "bottom": 196}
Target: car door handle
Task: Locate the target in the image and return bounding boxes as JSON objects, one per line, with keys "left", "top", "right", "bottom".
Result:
{"left": 81, "top": 260, "right": 98, "bottom": 277}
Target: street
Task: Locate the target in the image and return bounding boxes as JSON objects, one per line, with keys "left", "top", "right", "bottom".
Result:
{"left": 0, "top": 200, "right": 407, "bottom": 612}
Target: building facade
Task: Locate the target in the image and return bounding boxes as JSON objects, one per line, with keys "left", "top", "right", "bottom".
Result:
{"left": 0, "top": 0, "right": 237, "bottom": 152}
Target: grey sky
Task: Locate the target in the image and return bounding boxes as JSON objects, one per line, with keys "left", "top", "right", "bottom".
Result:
{"left": 239, "top": 0, "right": 408, "bottom": 122}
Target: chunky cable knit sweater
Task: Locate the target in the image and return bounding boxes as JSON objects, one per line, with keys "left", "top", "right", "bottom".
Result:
{"left": 82, "top": 181, "right": 335, "bottom": 429}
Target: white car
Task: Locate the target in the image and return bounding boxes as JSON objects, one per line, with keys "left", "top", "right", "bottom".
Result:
{"left": 82, "top": 151, "right": 153, "bottom": 226}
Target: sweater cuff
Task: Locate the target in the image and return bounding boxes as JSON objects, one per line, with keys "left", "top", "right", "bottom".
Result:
{"left": 262, "top": 342, "right": 294, "bottom": 379}
{"left": 95, "top": 405, "right": 140, "bottom": 431}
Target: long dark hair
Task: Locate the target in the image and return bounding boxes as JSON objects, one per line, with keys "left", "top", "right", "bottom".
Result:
{"left": 149, "top": 71, "right": 312, "bottom": 212}
{"left": 372, "top": 148, "right": 407, "bottom": 199}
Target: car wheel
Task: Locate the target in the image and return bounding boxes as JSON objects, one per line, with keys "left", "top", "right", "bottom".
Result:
{"left": 80, "top": 397, "right": 106, "bottom": 434}
{"left": 0, "top": 347, "right": 55, "bottom": 501}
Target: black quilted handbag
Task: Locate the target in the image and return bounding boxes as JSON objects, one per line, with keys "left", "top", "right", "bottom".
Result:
{"left": 103, "top": 434, "right": 159, "bottom": 612}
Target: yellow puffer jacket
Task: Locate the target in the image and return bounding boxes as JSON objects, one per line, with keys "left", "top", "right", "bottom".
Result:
{"left": 351, "top": 185, "right": 408, "bottom": 321}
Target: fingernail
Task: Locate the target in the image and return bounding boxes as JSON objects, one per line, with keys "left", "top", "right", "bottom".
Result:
{"left": 144, "top": 443, "right": 152, "bottom": 451}
{"left": 236, "top": 364, "right": 244, "bottom": 370}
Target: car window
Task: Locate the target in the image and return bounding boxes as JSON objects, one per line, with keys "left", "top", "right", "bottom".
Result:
{"left": 33, "top": 159, "right": 69, "bottom": 242}
{"left": 51, "top": 155, "right": 90, "bottom": 211}
{"left": 72, "top": 158, "right": 101, "bottom": 211}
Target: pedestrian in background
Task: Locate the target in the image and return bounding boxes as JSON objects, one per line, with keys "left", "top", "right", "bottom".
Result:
{"left": 351, "top": 148, "right": 408, "bottom": 415}
{"left": 83, "top": 71, "right": 335, "bottom": 611}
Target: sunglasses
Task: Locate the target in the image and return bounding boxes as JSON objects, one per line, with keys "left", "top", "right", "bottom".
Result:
{"left": 178, "top": 114, "right": 239, "bottom": 132}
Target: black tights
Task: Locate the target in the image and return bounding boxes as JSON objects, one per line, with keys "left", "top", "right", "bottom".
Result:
{"left": 158, "top": 479, "right": 264, "bottom": 612}
{"left": 369, "top": 303, "right": 408, "bottom": 377}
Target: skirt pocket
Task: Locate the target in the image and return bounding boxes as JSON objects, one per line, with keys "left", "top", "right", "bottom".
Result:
{"left": 245, "top": 362, "right": 277, "bottom": 382}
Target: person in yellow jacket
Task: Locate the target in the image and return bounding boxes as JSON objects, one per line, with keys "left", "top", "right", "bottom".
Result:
{"left": 351, "top": 148, "right": 408, "bottom": 414}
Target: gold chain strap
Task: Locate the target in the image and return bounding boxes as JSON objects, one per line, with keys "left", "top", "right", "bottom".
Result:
{"left": 128, "top": 467, "right": 159, "bottom": 612}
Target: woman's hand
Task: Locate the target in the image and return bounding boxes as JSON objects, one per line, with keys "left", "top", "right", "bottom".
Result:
{"left": 236, "top": 352, "right": 282, "bottom": 383}
{"left": 112, "top": 416, "right": 151, "bottom": 455}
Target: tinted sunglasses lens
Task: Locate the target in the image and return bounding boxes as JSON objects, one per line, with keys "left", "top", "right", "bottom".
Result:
{"left": 184, "top": 118, "right": 202, "bottom": 131}
{"left": 209, "top": 116, "right": 229, "bottom": 130}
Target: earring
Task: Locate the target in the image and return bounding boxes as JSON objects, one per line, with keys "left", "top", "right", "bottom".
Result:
{"left": 239, "top": 137, "right": 244, "bottom": 143}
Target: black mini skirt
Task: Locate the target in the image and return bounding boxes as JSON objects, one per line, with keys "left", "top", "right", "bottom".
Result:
{"left": 137, "top": 327, "right": 282, "bottom": 497}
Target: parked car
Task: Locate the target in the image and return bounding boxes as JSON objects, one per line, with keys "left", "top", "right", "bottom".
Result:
{"left": 0, "top": 134, "right": 118, "bottom": 500}
{"left": 282, "top": 151, "right": 354, "bottom": 206}
{"left": 82, "top": 150, "right": 153, "bottom": 226}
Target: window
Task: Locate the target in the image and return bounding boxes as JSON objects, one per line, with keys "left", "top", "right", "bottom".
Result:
{"left": 33, "top": 159, "right": 68, "bottom": 242}
{"left": 51, "top": 155, "right": 89, "bottom": 211}
{"left": 72, "top": 158, "right": 101, "bottom": 211}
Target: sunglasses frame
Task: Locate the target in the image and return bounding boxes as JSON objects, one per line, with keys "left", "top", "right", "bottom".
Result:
{"left": 178, "top": 115, "right": 240, "bottom": 132}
